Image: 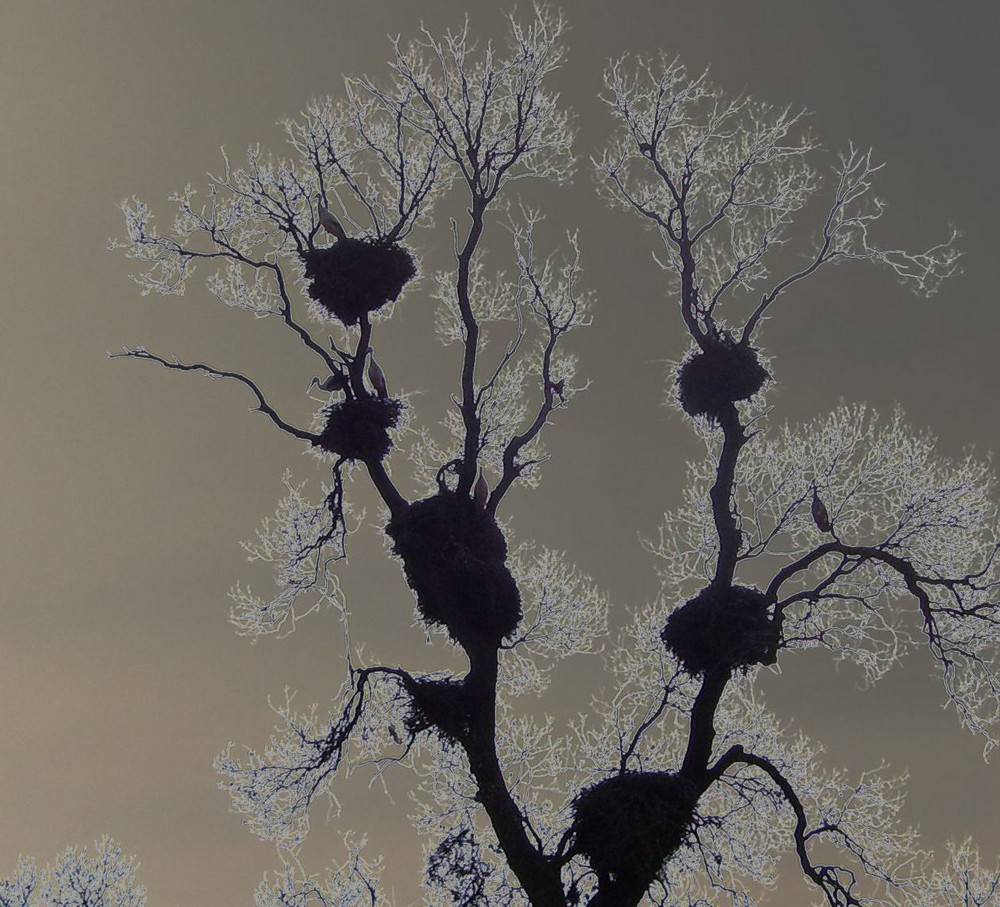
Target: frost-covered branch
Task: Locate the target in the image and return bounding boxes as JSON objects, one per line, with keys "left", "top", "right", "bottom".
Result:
{"left": 491, "top": 216, "right": 590, "bottom": 508}
{"left": 368, "top": 6, "right": 575, "bottom": 498}
{"left": 597, "top": 57, "right": 959, "bottom": 348}
{"left": 254, "top": 838, "right": 387, "bottom": 907}
{"left": 0, "top": 838, "right": 146, "bottom": 907}
{"left": 215, "top": 666, "right": 413, "bottom": 849}
{"left": 229, "top": 468, "right": 353, "bottom": 641}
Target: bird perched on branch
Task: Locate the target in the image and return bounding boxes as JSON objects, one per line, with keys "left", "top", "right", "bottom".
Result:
{"left": 811, "top": 484, "right": 832, "bottom": 533}
{"left": 309, "top": 368, "right": 350, "bottom": 394}
{"left": 474, "top": 471, "right": 489, "bottom": 508}
{"left": 367, "top": 350, "right": 388, "bottom": 399}
{"left": 316, "top": 195, "right": 348, "bottom": 242}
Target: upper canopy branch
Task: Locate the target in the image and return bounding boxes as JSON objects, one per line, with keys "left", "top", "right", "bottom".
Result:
{"left": 491, "top": 221, "right": 588, "bottom": 511}
{"left": 378, "top": 8, "right": 574, "bottom": 202}
{"left": 285, "top": 90, "right": 442, "bottom": 244}
{"left": 598, "top": 59, "right": 960, "bottom": 347}
{"left": 742, "top": 143, "right": 961, "bottom": 342}
{"left": 359, "top": 12, "right": 576, "bottom": 498}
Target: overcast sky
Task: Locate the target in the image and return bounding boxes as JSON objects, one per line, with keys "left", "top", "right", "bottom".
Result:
{"left": 1, "top": 1, "right": 998, "bottom": 904}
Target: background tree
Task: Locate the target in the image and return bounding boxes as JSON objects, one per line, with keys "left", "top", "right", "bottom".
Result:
{"left": 106, "top": 6, "right": 998, "bottom": 907}
{"left": 0, "top": 837, "right": 146, "bottom": 907}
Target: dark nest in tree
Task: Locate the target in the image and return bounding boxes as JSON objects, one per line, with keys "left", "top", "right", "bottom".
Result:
{"left": 661, "top": 584, "right": 779, "bottom": 675}
{"left": 676, "top": 337, "right": 769, "bottom": 418}
{"left": 404, "top": 677, "right": 474, "bottom": 745}
{"left": 572, "top": 772, "right": 698, "bottom": 889}
{"left": 312, "top": 396, "right": 402, "bottom": 462}
{"left": 302, "top": 239, "right": 417, "bottom": 325}
{"left": 386, "top": 492, "right": 522, "bottom": 650}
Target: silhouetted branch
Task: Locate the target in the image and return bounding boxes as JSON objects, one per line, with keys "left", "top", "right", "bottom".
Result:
{"left": 710, "top": 746, "right": 868, "bottom": 906}
{"left": 109, "top": 348, "right": 315, "bottom": 442}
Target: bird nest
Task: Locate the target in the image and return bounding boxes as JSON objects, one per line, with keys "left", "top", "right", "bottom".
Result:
{"left": 312, "top": 396, "right": 402, "bottom": 462}
{"left": 661, "top": 584, "right": 779, "bottom": 676}
{"left": 572, "top": 772, "right": 698, "bottom": 888}
{"left": 403, "top": 677, "right": 474, "bottom": 745}
{"left": 676, "top": 337, "right": 769, "bottom": 418}
{"left": 302, "top": 239, "right": 417, "bottom": 325}
{"left": 386, "top": 492, "right": 522, "bottom": 650}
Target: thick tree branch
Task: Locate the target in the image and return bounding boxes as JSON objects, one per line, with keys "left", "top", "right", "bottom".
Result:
{"left": 709, "top": 746, "right": 865, "bottom": 906}
{"left": 710, "top": 406, "right": 749, "bottom": 587}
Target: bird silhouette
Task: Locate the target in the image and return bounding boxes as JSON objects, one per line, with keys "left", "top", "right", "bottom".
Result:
{"left": 367, "top": 350, "right": 388, "bottom": 399}
{"left": 811, "top": 484, "right": 832, "bottom": 534}
{"left": 309, "top": 370, "right": 350, "bottom": 394}
{"left": 316, "top": 195, "right": 348, "bottom": 242}
{"left": 474, "top": 471, "right": 489, "bottom": 508}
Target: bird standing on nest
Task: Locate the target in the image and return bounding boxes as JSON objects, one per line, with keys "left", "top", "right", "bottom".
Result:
{"left": 811, "top": 484, "right": 832, "bottom": 534}
{"left": 474, "top": 471, "right": 489, "bottom": 508}
{"left": 367, "top": 350, "right": 388, "bottom": 399}
{"left": 317, "top": 195, "right": 348, "bottom": 242}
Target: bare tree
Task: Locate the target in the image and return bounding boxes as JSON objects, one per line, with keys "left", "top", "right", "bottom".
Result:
{"left": 0, "top": 837, "right": 146, "bottom": 907}
{"left": 109, "top": 7, "right": 999, "bottom": 906}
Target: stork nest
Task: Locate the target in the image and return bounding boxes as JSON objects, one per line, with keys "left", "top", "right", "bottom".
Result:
{"left": 404, "top": 677, "right": 474, "bottom": 745}
{"left": 312, "top": 396, "right": 402, "bottom": 462}
{"left": 661, "top": 584, "right": 779, "bottom": 675}
{"left": 572, "top": 772, "right": 698, "bottom": 888}
{"left": 386, "top": 492, "right": 521, "bottom": 650}
{"left": 676, "top": 337, "right": 769, "bottom": 418}
{"left": 302, "top": 239, "right": 416, "bottom": 325}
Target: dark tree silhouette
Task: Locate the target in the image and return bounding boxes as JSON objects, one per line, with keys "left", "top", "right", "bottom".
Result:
{"left": 107, "top": 8, "right": 1000, "bottom": 906}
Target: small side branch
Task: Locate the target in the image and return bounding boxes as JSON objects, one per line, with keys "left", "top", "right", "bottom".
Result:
{"left": 492, "top": 227, "right": 587, "bottom": 511}
{"left": 619, "top": 671, "right": 682, "bottom": 772}
{"left": 110, "top": 348, "right": 315, "bottom": 443}
{"left": 270, "top": 264, "right": 341, "bottom": 374}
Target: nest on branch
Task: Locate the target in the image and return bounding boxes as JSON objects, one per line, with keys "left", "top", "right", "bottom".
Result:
{"left": 661, "top": 584, "right": 779, "bottom": 675}
{"left": 311, "top": 396, "right": 402, "bottom": 462}
{"left": 302, "top": 239, "right": 416, "bottom": 325}
{"left": 404, "top": 677, "right": 474, "bottom": 745}
{"left": 676, "top": 336, "right": 769, "bottom": 418}
{"left": 572, "top": 772, "right": 698, "bottom": 887}
{"left": 386, "top": 492, "right": 521, "bottom": 650}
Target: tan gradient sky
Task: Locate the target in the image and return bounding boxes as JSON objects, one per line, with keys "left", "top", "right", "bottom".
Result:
{"left": 1, "top": 1, "right": 997, "bottom": 904}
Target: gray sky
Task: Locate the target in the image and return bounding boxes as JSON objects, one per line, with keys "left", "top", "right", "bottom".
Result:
{"left": 1, "top": 1, "right": 998, "bottom": 904}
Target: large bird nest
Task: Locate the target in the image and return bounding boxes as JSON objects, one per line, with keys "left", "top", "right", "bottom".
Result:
{"left": 676, "top": 336, "right": 769, "bottom": 418}
{"left": 386, "top": 492, "right": 522, "bottom": 650}
{"left": 572, "top": 772, "right": 698, "bottom": 887}
{"left": 302, "top": 239, "right": 416, "bottom": 325}
{"left": 661, "top": 584, "right": 779, "bottom": 675}
{"left": 404, "top": 677, "right": 474, "bottom": 745}
{"left": 312, "top": 396, "right": 402, "bottom": 462}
